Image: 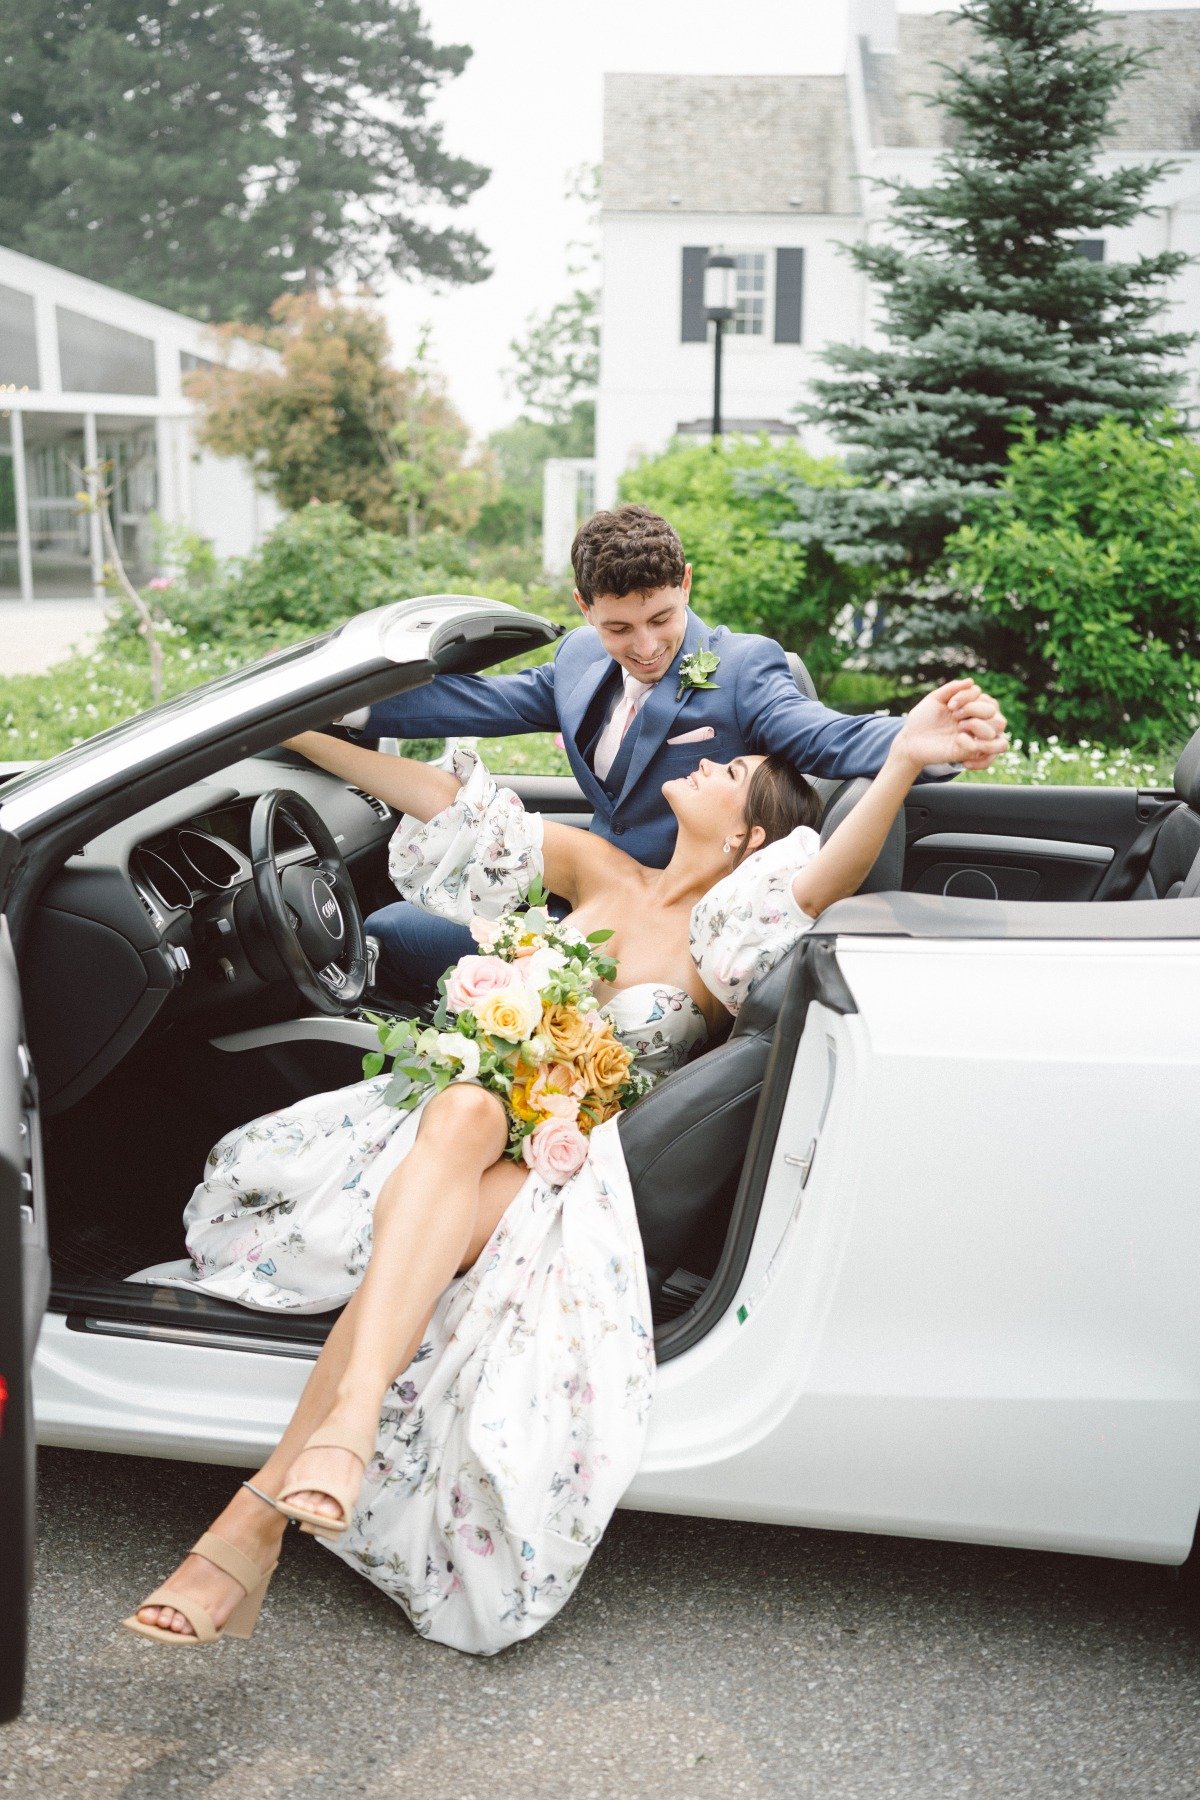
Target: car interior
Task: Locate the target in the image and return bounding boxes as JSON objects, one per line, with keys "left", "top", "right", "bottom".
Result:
{"left": 14, "top": 642, "right": 1200, "bottom": 1369}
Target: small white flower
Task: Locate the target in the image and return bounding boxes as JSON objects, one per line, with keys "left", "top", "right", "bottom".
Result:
{"left": 517, "top": 946, "right": 567, "bottom": 992}
{"left": 436, "top": 1034, "right": 481, "bottom": 1082}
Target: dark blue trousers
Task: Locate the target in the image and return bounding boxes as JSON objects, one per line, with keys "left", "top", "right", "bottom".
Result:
{"left": 364, "top": 901, "right": 474, "bottom": 1000}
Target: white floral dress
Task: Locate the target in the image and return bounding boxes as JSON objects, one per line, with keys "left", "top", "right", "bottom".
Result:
{"left": 131, "top": 753, "right": 817, "bottom": 1655}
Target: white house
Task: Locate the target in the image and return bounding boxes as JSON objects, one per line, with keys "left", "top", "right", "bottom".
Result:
{"left": 0, "top": 246, "right": 280, "bottom": 602}
{"left": 592, "top": 0, "right": 1200, "bottom": 511}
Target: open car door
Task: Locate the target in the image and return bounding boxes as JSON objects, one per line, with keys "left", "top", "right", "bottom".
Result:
{"left": 0, "top": 910, "right": 47, "bottom": 1721}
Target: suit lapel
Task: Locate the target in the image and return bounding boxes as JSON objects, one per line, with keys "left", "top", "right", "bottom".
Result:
{"left": 617, "top": 612, "right": 711, "bottom": 804}
{"left": 559, "top": 646, "right": 619, "bottom": 813}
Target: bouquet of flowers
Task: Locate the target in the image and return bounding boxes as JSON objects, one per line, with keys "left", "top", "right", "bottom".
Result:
{"left": 364, "top": 884, "right": 654, "bottom": 1184}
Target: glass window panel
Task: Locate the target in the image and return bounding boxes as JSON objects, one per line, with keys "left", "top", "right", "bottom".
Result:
{"left": 22, "top": 412, "right": 93, "bottom": 597}
{"left": 733, "top": 252, "right": 768, "bottom": 336}
{"left": 57, "top": 306, "right": 157, "bottom": 396}
{"left": 0, "top": 414, "right": 18, "bottom": 597}
{"left": 180, "top": 349, "right": 216, "bottom": 376}
{"left": 0, "top": 283, "right": 40, "bottom": 390}
{"left": 96, "top": 416, "right": 158, "bottom": 586}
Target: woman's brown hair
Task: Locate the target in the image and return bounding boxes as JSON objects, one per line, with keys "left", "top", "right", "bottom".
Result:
{"left": 733, "top": 754, "right": 822, "bottom": 868}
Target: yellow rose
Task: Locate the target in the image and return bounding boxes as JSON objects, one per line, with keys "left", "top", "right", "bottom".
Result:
{"left": 579, "top": 1031, "right": 633, "bottom": 1102}
{"left": 476, "top": 985, "right": 542, "bottom": 1044}
{"left": 541, "top": 1003, "right": 594, "bottom": 1061}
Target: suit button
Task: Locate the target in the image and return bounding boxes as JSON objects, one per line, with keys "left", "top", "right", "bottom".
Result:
{"left": 612, "top": 823, "right": 625, "bottom": 836}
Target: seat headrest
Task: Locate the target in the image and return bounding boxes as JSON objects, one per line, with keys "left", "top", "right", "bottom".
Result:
{"left": 819, "top": 776, "right": 906, "bottom": 894}
{"left": 1174, "top": 725, "right": 1200, "bottom": 810}
{"left": 785, "top": 652, "right": 818, "bottom": 701}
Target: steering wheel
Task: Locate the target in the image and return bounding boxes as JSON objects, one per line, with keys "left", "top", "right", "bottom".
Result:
{"left": 249, "top": 789, "right": 368, "bottom": 1015}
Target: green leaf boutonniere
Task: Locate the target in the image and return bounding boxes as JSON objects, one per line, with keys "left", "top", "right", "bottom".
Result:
{"left": 676, "top": 648, "right": 720, "bottom": 702}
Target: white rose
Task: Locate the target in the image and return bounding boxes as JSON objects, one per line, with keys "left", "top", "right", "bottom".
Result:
{"left": 468, "top": 915, "right": 501, "bottom": 950}
{"left": 436, "top": 1033, "right": 481, "bottom": 1082}
{"left": 517, "top": 946, "right": 568, "bottom": 993}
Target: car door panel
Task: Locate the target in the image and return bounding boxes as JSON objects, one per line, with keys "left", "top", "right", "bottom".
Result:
{"left": 0, "top": 914, "right": 46, "bottom": 1722}
{"left": 904, "top": 781, "right": 1163, "bottom": 901}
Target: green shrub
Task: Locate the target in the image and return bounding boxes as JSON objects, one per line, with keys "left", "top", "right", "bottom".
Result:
{"left": 943, "top": 416, "right": 1200, "bottom": 753}
{"left": 618, "top": 437, "right": 865, "bottom": 682}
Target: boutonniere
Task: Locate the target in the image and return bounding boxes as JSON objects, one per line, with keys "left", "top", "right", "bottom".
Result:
{"left": 676, "top": 648, "right": 720, "bottom": 702}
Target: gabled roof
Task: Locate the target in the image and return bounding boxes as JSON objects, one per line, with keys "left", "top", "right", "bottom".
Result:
{"left": 602, "top": 73, "right": 857, "bottom": 214}
{"left": 865, "top": 8, "right": 1200, "bottom": 151}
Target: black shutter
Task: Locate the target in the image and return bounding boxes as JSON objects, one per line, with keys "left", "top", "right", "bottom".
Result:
{"left": 774, "top": 247, "right": 804, "bottom": 344}
{"left": 681, "top": 246, "right": 709, "bottom": 342}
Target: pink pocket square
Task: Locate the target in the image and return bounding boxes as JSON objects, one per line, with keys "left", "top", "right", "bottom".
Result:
{"left": 667, "top": 725, "right": 716, "bottom": 746}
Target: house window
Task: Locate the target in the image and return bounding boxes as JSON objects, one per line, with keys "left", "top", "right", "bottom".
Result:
{"left": 57, "top": 307, "right": 158, "bottom": 396}
{"left": 731, "top": 252, "right": 768, "bottom": 336}
{"left": 1074, "top": 240, "right": 1105, "bottom": 262}
{"left": 0, "top": 283, "right": 40, "bottom": 389}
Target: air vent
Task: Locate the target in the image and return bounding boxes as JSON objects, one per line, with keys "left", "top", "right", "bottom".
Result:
{"left": 350, "top": 787, "right": 391, "bottom": 824}
{"left": 136, "top": 888, "right": 162, "bottom": 928}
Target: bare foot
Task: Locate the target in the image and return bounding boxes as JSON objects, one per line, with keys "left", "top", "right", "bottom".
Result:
{"left": 135, "top": 1484, "right": 284, "bottom": 1639}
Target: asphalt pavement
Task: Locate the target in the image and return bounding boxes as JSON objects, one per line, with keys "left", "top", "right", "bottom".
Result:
{"left": 2, "top": 1447, "right": 1198, "bottom": 1798}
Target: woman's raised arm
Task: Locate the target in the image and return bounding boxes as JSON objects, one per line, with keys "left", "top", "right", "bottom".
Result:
{"left": 790, "top": 680, "right": 1007, "bottom": 919}
{"left": 283, "top": 731, "right": 601, "bottom": 908}
{"left": 281, "top": 731, "right": 462, "bottom": 822}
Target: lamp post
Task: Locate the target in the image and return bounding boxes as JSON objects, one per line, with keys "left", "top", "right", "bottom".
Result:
{"left": 703, "top": 252, "right": 735, "bottom": 443}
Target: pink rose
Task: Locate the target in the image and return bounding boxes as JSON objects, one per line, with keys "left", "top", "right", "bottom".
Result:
{"left": 523, "top": 1117, "right": 588, "bottom": 1185}
{"left": 444, "top": 954, "right": 515, "bottom": 1014}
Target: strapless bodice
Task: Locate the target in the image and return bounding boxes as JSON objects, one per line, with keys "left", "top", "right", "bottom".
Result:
{"left": 600, "top": 983, "right": 708, "bottom": 1081}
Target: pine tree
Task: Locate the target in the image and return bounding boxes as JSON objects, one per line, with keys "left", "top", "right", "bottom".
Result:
{"left": 0, "top": 1, "right": 489, "bottom": 322}
{"left": 776, "top": 0, "right": 1194, "bottom": 659}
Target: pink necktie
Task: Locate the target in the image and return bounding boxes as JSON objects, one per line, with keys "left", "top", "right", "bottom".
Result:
{"left": 594, "top": 676, "right": 644, "bottom": 782}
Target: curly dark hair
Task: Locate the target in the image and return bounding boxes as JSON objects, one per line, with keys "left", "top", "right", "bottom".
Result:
{"left": 571, "top": 504, "right": 686, "bottom": 605}
{"left": 733, "top": 755, "right": 822, "bottom": 868}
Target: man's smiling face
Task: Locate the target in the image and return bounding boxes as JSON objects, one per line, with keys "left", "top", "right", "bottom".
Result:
{"left": 575, "top": 567, "right": 692, "bottom": 684}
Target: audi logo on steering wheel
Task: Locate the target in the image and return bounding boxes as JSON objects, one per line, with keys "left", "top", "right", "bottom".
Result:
{"left": 311, "top": 876, "right": 344, "bottom": 937}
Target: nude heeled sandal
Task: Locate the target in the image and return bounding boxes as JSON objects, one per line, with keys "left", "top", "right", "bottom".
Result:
{"left": 122, "top": 1529, "right": 278, "bottom": 1646}
{"left": 275, "top": 1423, "right": 376, "bottom": 1537}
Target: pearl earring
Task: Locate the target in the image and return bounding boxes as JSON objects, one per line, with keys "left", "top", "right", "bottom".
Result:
{"left": 722, "top": 839, "right": 733, "bottom": 855}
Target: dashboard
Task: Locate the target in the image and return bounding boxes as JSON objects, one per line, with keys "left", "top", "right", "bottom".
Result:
{"left": 19, "top": 753, "right": 396, "bottom": 1114}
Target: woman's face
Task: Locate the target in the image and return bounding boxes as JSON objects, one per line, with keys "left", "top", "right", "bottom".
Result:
{"left": 663, "top": 754, "right": 767, "bottom": 852}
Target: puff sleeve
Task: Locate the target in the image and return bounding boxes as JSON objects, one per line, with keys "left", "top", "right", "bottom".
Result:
{"left": 387, "top": 746, "right": 545, "bottom": 923}
{"left": 688, "top": 825, "right": 821, "bottom": 1014}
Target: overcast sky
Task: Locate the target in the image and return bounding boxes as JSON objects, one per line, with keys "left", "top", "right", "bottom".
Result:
{"left": 382, "top": 0, "right": 1196, "bottom": 440}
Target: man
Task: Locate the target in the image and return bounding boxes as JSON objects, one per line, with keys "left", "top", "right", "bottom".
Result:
{"left": 352, "top": 504, "right": 1003, "bottom": 993}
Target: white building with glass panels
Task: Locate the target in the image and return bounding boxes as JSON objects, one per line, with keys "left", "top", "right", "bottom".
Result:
{"left": 0, "top": 246, "right": 280, "bottom": 602}
{"left": 593, "top": 1, "right": 1200, "bottom": 508}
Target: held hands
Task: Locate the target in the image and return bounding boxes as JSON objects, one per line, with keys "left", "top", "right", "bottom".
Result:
{"left": 892, "top": 679, "right": 1008, "bottom": 775}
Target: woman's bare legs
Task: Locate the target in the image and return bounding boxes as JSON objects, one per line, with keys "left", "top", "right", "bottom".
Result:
{"left": 136, "top": 1086, "right": 524, "bottom": 1636}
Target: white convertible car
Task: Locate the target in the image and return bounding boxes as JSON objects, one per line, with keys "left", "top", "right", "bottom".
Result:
{"left": 2, "top": 595, "right": 1198, "bottom": 1715}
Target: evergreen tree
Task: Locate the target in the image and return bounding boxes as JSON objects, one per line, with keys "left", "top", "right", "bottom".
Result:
{"left": 0, "top": 1, "right": 489, "bottom": 322}
{"left": 775, "top": 0, "right": 1194, "bottom": 659}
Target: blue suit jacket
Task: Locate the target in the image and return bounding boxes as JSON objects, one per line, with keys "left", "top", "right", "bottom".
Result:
{"left": 365, "top": 612, "right": 905, "bottom": 869}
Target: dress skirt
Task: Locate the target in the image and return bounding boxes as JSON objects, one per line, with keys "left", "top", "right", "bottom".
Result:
{"left": 132, "top": 1077, "right": 655, "bottom": 1655}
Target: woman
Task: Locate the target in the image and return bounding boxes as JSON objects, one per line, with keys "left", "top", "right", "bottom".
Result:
{"left": 125, "top": 678, "right": 1003, "bottom": 1653}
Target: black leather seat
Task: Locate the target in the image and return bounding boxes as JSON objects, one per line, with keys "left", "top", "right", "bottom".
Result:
{"left": 621, "top": 654, "right": 904, "bottom": 1306}
{"left": 619, "top": 946, "right": 796, "bottom": 1301}
{"left": 784, "top": 650, "right": 905, "bottom": 893}
{"left": 1092, "top": 724, "right": 1200, "bottom": 900}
